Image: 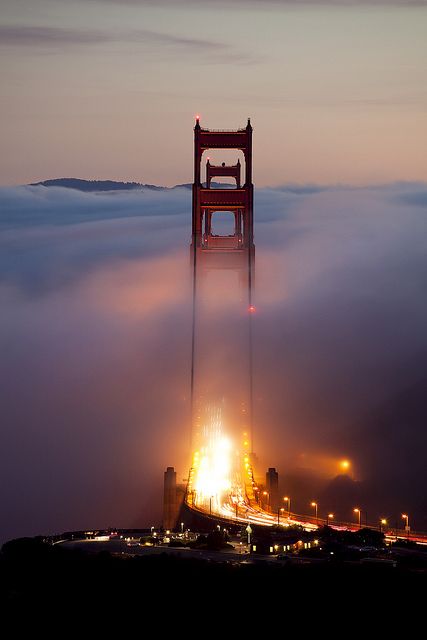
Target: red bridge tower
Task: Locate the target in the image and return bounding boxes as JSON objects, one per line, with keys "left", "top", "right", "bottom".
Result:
{"left": 190, "top": 116, "right": 255, "bottom": 454}
{"left": 191, "top": 116, "right": 254, "bottom": 283}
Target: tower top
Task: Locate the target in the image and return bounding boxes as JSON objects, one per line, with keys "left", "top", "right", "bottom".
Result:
{"left": 194, "top": 117, "right": 252, "bottom": 134}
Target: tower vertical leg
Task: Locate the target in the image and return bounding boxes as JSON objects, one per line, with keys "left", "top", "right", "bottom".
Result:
{"left": 204, "top": 209, "right": 208, "bottom": 238}
{"left": 248, "top": 245, "right": 254, "bottom": 455}
{"left": 190, "top": 243, "right": 198, "bottom": 453}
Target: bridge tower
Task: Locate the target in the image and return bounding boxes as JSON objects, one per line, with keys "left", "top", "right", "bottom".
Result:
{"left": 190, "top": 117, "right": 255, "bottom": 455}
{"left": 191, "top": 116, "right": 254, "bottom": 286}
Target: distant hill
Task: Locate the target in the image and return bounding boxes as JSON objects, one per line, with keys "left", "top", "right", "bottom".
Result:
{"left": 30, "top": 178, "right": 164, "bottom": 192}
{"left": 29, "top": 178, "right": 233, "bottom": 192}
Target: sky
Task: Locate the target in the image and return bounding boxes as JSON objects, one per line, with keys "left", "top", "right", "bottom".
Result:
{"left": 1, "top": 0, "right": 427, "bottom": 186}
{"left": 1, "top": 182, "right": 427, "bottom": 542}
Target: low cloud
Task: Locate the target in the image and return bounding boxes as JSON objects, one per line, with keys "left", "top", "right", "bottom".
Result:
{"left": 1, "top": 182, "right": 427, "bottom": 542}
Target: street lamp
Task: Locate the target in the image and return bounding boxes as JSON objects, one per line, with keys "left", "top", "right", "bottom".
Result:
{"left": 326, "top": 513, "right": 334, "bottom": 526}
{"left": 354, "top": 508, "right": 361, "bottom": 528}
{"left": 263, "top": 491, "right": 270, "bottom": 511}
{"left": 277, "top": 507, "right": 285, "bottom": 526}
{"left": 379, "top": 518, "right": 387, "bottom": 533}
{"left": 283, "top": 496, "right": 291, "bottom": 519}
{"left": 180, "top": 522, "right": 184, "bottom": 534}
{"left": 209, "top": 496, "right": 214, "bottom": 515}
{"left": 402, "top": 514, "right": 409, "bottom": 537}
{"left": 311, "top": 501, "right": 318, "bottom": 524}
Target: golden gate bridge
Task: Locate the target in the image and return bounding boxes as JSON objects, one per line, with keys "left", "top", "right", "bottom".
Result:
{"left": 162, "top": 117, "right": 426, "bottom": 544}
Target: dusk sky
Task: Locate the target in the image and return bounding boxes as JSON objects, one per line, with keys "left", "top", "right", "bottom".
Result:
{"left": 1, "top": 1, "right": 427, "bottom": 543}
{"left": 1, "top": 1, "right": 427, "bottom": 186}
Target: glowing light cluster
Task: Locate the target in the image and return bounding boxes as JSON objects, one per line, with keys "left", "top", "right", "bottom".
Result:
{"left": 190, "top": 403, "right": 236, "bottom": 513}
{"left": 188, "top": 404, "right": 273, "bottom": 521}
{"left": 193, "top": 436, "right": 232, "bottom": 506}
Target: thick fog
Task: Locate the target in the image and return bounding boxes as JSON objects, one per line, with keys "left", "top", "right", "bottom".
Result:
{"left": 1, "top": 182, "right": 427, "bottom": 542}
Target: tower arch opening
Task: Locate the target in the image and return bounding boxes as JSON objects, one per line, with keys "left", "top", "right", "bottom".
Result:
{"left": 211, "top": 210, "right": 237, "bottom": 236}
{"left": 202, "top": 149, "right": 246, "bottom": 190}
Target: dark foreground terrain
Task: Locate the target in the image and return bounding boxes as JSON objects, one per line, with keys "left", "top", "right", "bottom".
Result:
{"left": 1, "top": 535, "right": 426, "bottom": 617}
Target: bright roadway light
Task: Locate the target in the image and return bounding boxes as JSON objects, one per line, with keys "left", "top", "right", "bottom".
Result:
{"left": 354, "top": 508, "right": 361, "bottom": 528}
{"left": 340, "top": 459, "right": 350, "bottom": 470}
{"left": 311, "top": 501, "right": 318, "bottom": 523}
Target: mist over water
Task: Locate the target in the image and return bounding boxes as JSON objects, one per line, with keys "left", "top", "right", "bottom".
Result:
{"left": 1, "top": 182, "right": 427, "bottom": 542}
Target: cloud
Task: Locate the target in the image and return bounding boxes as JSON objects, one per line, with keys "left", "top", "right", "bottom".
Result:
{"left": 1, "top": 182, "right": 427, "bottom": 542}
{"left": 86, "top": 0, "right": 427, "bottom": 7}
{"left": 0, "top": 25, "right": 111, "bottom": 47}
{"left": 396, "top": 184, "right": 427, "bottom": 206}
{"left": 0, "top": 24, "right": 255, "bottom": 63}
{"left": 0, "top": 185, "right": 190, "bottom": 293}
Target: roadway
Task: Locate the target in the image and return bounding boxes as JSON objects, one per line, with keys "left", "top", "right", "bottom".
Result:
{"left": 187, "top": 496, "right": 427, "bottom": 544}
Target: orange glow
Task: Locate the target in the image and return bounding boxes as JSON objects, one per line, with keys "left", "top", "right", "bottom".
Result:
{"left": 191, "top": 433, "right": 233, "bottom": 512}
{"left": 292, "top": 452, "right": 357, "bottom": 479}
{"left": 339, "top": 459, "right": 351, "bottom": 472}
{"left": 83, "top": 253, "right": 188, "bottom": 317}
